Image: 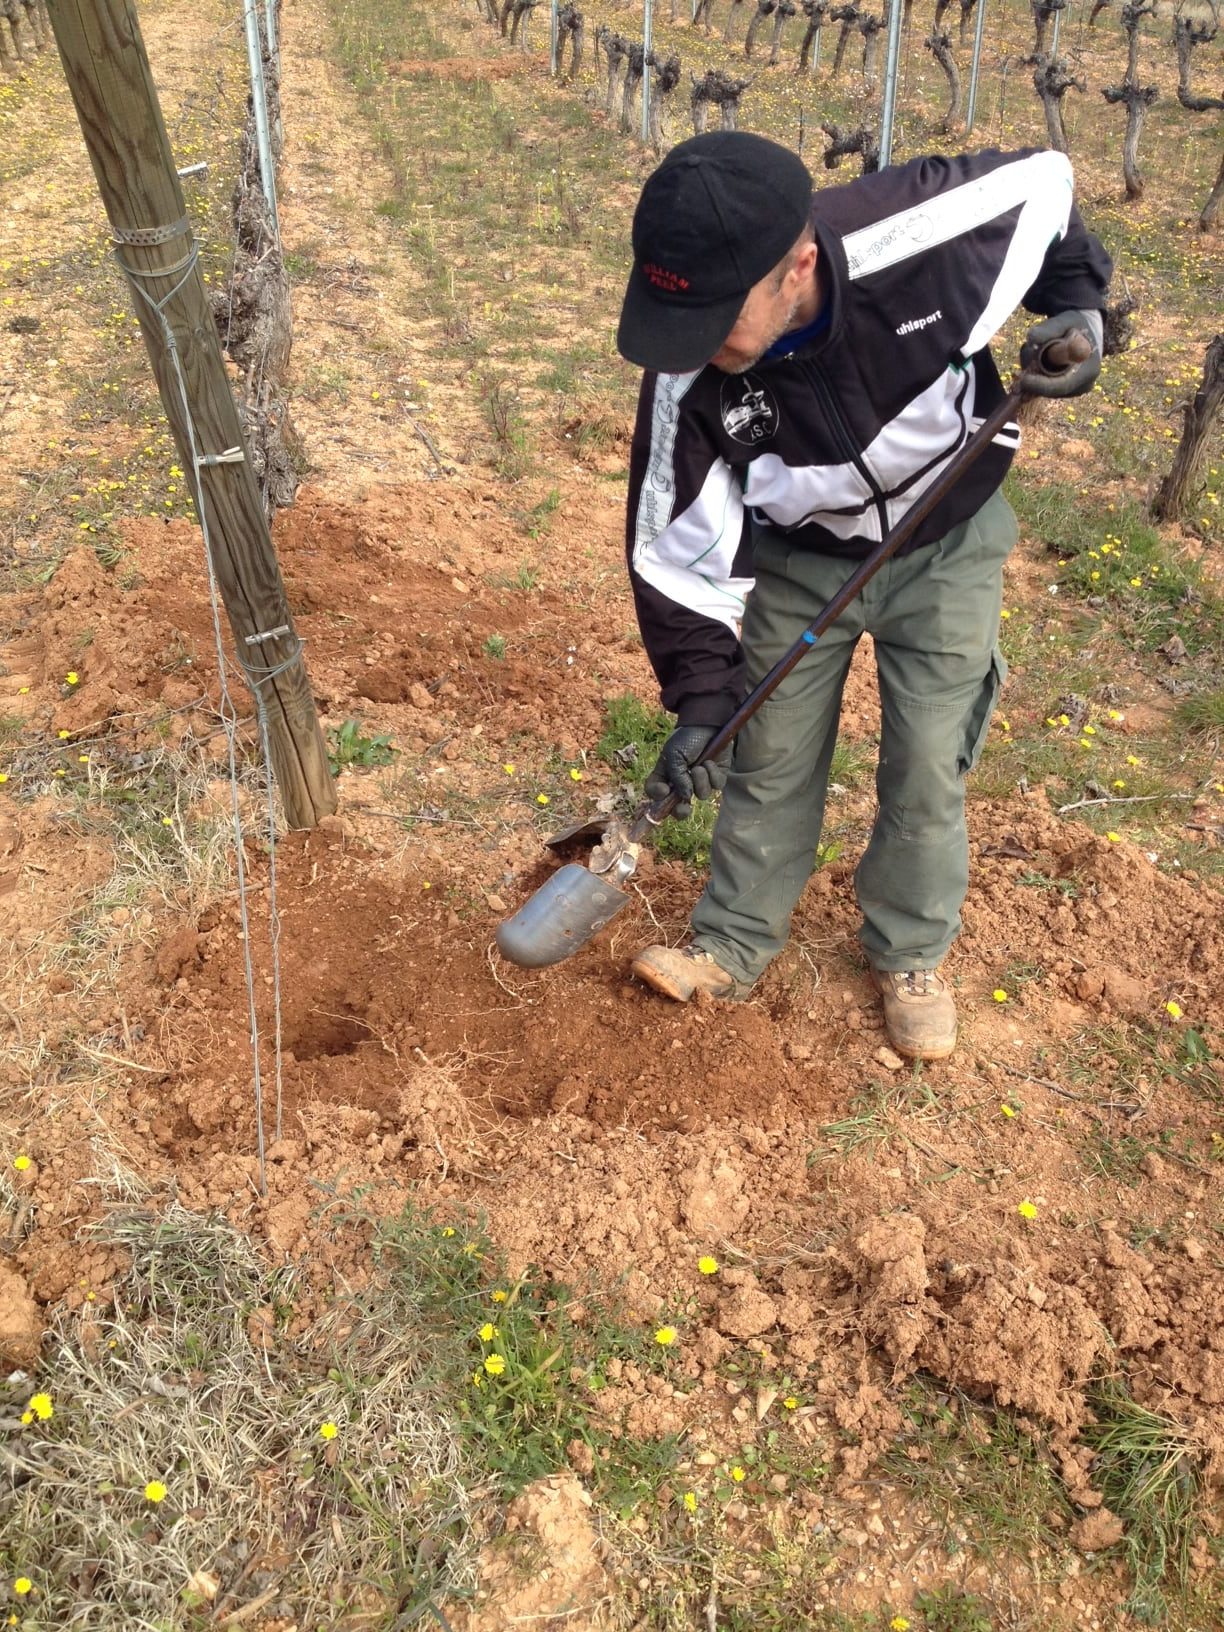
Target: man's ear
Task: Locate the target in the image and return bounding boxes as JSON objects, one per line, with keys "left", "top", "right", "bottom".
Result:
{"left": 795, "top": 239, "right": 819, "bottom": 281}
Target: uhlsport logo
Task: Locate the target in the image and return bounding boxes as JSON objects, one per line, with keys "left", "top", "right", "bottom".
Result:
{"left": 896, "top": 308, "right": 942, "bottom": 337}
{"left": 720, "top": 373, "right": 779, "bottom": 446}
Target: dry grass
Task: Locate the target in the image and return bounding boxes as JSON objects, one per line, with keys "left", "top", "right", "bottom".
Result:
{"left": 0, "top": 1198, "right": 487, "bottom": 1628}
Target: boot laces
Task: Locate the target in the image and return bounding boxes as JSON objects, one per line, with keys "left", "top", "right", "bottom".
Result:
{"left": 903, "top": 969, "right": 938, "bottom": 996}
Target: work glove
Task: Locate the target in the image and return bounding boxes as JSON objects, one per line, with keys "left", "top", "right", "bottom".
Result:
{"left": 644, "top": 725, "right": 731, "bottom": 821}
{"left": 1019, "top": 309, "right": 1103, "bottom": 398}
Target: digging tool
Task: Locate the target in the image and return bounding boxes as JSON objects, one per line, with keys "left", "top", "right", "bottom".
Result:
{"left": 497, "top": 335, "right": 1092, "bottom": 969}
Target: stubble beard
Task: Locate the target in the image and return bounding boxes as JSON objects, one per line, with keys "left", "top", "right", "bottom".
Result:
{"left": 714, "top": 292, "right": 805, "bottom": 375}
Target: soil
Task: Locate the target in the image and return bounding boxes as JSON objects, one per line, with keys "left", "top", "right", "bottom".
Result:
{"left": 1, "top": 0, "right": 1222, "bottom": 1626}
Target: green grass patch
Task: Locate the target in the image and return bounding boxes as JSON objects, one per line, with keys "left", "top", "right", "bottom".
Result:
{"left": 1004, "top": 476, "right": 1222, "bottom": 655}
{"left": 1082, "top": 1380, "right": 1207, "bottom": 1625}
{"left": 884, "top": 1379, "right": 1076, "bottom": 1563}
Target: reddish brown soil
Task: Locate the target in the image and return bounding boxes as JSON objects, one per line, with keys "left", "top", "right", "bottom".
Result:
{"left": 6, "top": 483, "right": 1223, "bottom": 1529}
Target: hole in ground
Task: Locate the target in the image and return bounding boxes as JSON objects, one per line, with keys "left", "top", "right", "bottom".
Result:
{"left": 289, "top": 1005, "right": 372, "bottom": 1060}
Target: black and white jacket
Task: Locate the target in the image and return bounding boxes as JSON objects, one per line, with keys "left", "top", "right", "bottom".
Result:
{"left": 625, "top": 147, "right": 1113, "bottom": 726}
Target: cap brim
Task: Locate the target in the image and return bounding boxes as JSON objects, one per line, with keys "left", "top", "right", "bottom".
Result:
{"left": 617, "top": 271, "right": 745, "bottom": 375}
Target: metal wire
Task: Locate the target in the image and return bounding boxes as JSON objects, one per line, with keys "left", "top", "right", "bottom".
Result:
{"left": 113, "top": 232, "right": 287, "bottom": 1194}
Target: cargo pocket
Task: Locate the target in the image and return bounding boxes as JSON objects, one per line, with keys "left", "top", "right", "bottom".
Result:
{"left": 956, "top": 647, "right": 1008, "bottom": 778}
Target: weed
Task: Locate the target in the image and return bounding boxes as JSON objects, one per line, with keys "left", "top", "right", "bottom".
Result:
{"left": 480, "top": 375, "right": 532, "bottom": 481}
{"left": 884, "top": 1379, "right": 1075, "bottom": 1563}
{"left": 1174, "top": 687, "right": 1224, "bottom": 734}
{"left": 1017, "top": 868, "right": 1080, "bottom": 898}
{"left": 327, "top": 718, "right": 398, "bottom": 772}
{"left": 913, "top": 1585, "right": 993, "bottom": 1631}
{"left": 483, "top": 633, "right": 507, "bottom": 660}
{"left": 519, "top": 487, "right": 561, "bottom": 540}
{"left": 1082, "top": 1380, "right": 1205, "bottom": 1624}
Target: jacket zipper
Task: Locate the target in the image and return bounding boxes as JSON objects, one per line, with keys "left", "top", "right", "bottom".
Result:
{"left": 806, "top": 362, "right": 890, "bottom": 539}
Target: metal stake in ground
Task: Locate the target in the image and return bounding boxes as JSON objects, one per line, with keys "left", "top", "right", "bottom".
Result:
{"left": 642, "top": 0, "right": 653, "bottom": 143}
{"left": 243, "top": 0, "right": 279, "bottom": 241}
{"left": 965, "top": 0, "right": 988, "bottom": 131}
{"left": 45, "top": 0, "right": 336, "bottom": 830}
{"left": 877, "top": 0, "right": 904, "bottom": 166}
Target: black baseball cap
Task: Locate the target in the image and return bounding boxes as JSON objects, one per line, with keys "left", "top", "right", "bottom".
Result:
{"left": 617, "top": 131, "right": 813, "bottom": 374}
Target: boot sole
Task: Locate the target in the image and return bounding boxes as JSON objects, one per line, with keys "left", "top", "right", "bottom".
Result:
{"left": 890, "top": 1036, "right": 958, "bottom": 1062}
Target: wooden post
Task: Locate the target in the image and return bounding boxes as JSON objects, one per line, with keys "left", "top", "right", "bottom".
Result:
{"left": 45, "top": 0, "right": 336, "bottom": 828}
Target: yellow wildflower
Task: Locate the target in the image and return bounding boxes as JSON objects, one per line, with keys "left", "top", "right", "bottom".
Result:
{"left": 478, "top": 1323, "right": 499, "bottom": 1342}
{"left": 27, "top": 1393, "right": 52, "bottom": 1421}
{"left": 697, "top": 1256, "right": 719, "bottom": 1275}
{"left": 1017, "top": 1200, "right": 1038, "bottom": 1221}
{"left": 654, "top": 1326, "right": 677, "bottom": 1346}
{"left": 144, "top": 1480, "right": 167, "bottom": 1503}
{"left": 992, "top": 989, "right": 1008, "bottom": 1003}
{"left": 319, "top": 1422, "right": 338, "bottom": 1441}
{"left": 13, "top": 1154, "right": 31, "bottom": 1171}
{"left": 1165, "top": 1001, "right": 1183, "bottom": 1021}
{"left": 730, "top": 1465, "right": 746, "bottom": 1482}
{"left": 682, "top": 1491, "right": 697, "bottom": 1512}
{"left": 484, "top": 1353, "right": 507, "bottom": 1376}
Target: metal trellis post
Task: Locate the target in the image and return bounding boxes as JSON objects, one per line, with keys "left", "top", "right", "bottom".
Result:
{"left": 1050, "top": 3, "right": 1062, "bottom": 55}
{"left": 877, "top": 0, "right": 904, "bottom": 167}
{"left": 965, "top": 0, "right": 988, "bottom": 132}
{"left": 242, "top": 0, "right": 278, "bottom": 239}
{"left": 264, "top": 0, "right": 278, "bottom": 66}
{"left": 550, "top": 0, "right": 559, "bottom": 74}
{"left": 642, "top": 0, "right": 653, "bottom": 143}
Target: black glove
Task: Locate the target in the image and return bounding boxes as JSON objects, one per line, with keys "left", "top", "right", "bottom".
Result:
{"left": 1019, "top": 309, "right": 1103, "bottom": 398}
{"left": 644, "top": 725, "right": 730, "bottom": 820}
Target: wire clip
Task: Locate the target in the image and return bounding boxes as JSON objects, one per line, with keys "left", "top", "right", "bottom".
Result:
{"left": 244, "top": 625, "right": 291, "bottom": 646}
{"left": 111, "top": 216, "right": 192, "bottom": 247}
{"left": 198, "top": 447, "right": 246, "bottom": 467}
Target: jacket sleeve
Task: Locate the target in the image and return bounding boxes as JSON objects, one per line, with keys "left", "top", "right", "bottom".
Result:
{"left": 1021, "top": 195, "right": 1113, "bottom": 318}
{"left": 839, "top": 149, "right": 1111, "bottom": 362}
{"left": 626, "top": 371, "right": 754, "bottom": 726}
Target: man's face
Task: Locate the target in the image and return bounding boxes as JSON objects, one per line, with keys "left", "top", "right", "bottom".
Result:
{"left": 709, "top": 259, "right": 806, "bottom": 375}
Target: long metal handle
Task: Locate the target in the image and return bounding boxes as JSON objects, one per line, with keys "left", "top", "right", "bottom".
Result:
{"left": 629, "top": 333, "right": 1093, "bottom": 839}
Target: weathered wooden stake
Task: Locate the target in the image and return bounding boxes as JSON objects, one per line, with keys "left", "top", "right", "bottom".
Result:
{"left": 45, "top": 0, "right": 336, "bottom": 828}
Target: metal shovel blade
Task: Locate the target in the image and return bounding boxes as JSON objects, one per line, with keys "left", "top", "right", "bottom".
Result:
{"left": 495, "top": 863, "right": 631, "bottom": 968}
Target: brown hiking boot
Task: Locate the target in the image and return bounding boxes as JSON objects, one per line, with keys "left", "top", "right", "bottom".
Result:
{"left": 631, "top": 942, "right": 751, "bottom": 1002}
{"left": 870, "top": 966, "right": 958, "bottom": 1061}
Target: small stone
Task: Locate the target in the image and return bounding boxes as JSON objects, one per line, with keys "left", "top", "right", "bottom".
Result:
{"left": 1182, "top": 1237, "right": 1203, "bottom": 1262}
{"left": 874, "top": 1045, "right": 905, "bottom": 1071}
{"left": 785, "top": 1042, "right": 812, "bottom": 1062}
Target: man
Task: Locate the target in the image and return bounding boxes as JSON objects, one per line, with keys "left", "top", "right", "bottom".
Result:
{"left": 617, "top": 133, "right": 1111, "bottom": 1060}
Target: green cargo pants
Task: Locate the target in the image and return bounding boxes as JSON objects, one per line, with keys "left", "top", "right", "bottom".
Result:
{"left": 690, "top": 486, "right": 1017, "bottom": 984}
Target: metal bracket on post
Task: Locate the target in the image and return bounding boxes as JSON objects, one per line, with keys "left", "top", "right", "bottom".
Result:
{"left": 242, "top": 0, "right": 279, "bottom": 242}
{"left": 877, "top": 0, "right": 904, "bottom": 167}
{"left": 965, "top": 0, "right": 988, "bottom": 132}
